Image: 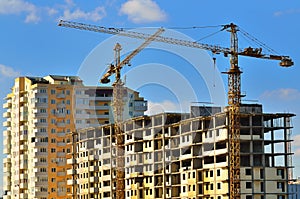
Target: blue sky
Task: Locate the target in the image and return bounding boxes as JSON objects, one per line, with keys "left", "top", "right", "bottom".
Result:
{"left": 0, "top": 0, "right": 300, "bottom": 192}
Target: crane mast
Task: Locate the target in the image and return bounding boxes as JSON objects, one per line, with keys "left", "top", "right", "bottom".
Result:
{"left": 226, "top": 23, "right": 242, "bottom": 199}
{"left": 58, "top": 20, "right": 293, "bottom": 199}
{"left": 99, "top": 29, "right": 164, "bottom": 199}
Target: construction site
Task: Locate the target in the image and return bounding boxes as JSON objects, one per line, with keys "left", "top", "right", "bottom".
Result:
{"left": 2, "top": 20, "right": 296, "bottom": 199}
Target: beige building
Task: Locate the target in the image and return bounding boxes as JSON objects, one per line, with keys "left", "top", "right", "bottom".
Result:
{"left": 2, "top": 75, "right": 147, "bottom": 199}
{"left": 70, "top": 104, "right": 294, "bottom": 199}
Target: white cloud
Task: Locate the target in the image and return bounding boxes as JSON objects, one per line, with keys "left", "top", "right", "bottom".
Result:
{"left": 145, "top": 100, "right": 189, "bottom": 116}
{"left": 61, "top": 6, "right": 106, "bottom": 22}
{"left": 0, "top": 64, "right": 21, "bottom": 78}
{"left": 294, "top": 148, "right": 300, "bottom": 157}
{"left": 274, "top": 9, "right": 300, "bottom": 17}
{"left": 120, "top": 0, "right": 167, "bottom": 23}
{"left": 0, "top": 0, "right": 40, "bottom": 23}
{"left": 260, "top": 88, "right": 300, "bottom": 101}
{"left": 293, "top": 135, "right": 300, "bottom": 147}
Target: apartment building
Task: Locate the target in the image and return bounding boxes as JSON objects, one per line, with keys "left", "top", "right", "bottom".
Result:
{"left": 2, "top": 75, "right": 147, "bottom": 199}
{"left": 289, "top": 178, "right": 300, "bottom": 199}
{"left": 70, "top": 104, "right": 294, "bottom": 199}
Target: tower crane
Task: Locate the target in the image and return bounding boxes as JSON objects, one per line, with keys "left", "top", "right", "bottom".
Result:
{"left": 58, "top": 20, "right": 293, "bottom": 199}
{"left": 99, "top": 29, "right": 163, "bottom": 199}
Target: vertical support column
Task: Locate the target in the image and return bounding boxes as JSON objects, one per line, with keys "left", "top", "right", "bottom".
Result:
{"left": 113, "top": 81, "right": 125, "bottom": 199}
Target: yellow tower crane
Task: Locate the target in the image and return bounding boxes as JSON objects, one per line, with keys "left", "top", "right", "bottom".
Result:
{"left": 98, "top": 28, "right": 164, "bottom": 199}
{"left": 58, "top": 20, "right": 293, "bottom": 199}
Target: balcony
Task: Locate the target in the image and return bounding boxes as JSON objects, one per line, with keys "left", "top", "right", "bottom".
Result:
{"left": 20, "top": 133, "right": 28, "bottom": 141}
{"left": 3, "top": 121, "right": 11, "bottom": 127}
{"left": 3, "top": 137, "right": 11, "bottom": 147}
{"left": 89, "top": 105, "right": 109, "bottom": 110}
{"left": 88, "top": 114, "right": 109, "bottom": 119}
{"left": 20, "top": 96, "right": 28, "bottom": 103}
{"left": 57, "top": 152, "right": 66, "bottom": 157}
{"left": 89, "top": 166, "right": 99, "bottom": 172}
{"left": 34, "top": 191, "right": 48, "bottom": 198}
{"left": 56, "top": 122, "right": 66, "bottom": 128}
{"left": 33, "top": 142, "right": 47, "bottom": 147}
{"left": 20, "top": 173, "right": 28, "bottom": 179}
{"left": 3, "top": 130, "right": 11, "bottom": 137}
{"left": 3, "top": 111, "right": 11, "bottom": 118}
{"left": 92, "top": 96, "right": 112, "bottom": 101}
{"left": 34, "top": 161, "right": 48, "bottom": 167}
{"left": 56, "top": 112, "right": 66, "bottom": 118}
{"left": 20, "top": 125, "right": 28, "bottom": 131}
{"left": 35, "top": 132, "right": 47, "bottom": 137}
{"left": 34, "top": 151, "right": 48, "bottom": 156}
{"left": 34, "top": 122, "right": 48, "bottom": 128}
{"left": 67, "top": 179, "right": 75, "bottom": 185}
{"left": 20, "top": 162, "right": 28, "bottom": 169}
{"left": 67, "top": 158, "right": 76, "bottom": 165}
{"left": 3, "top": 147, "right": 11, "bottom": 154}
{"left": 67, "top": 169, "right": 76, "bottom": 175}
{"left": 3, "top": 102, "right": 12, "bottom": 109}
{"left": 20, "top": 182, "right": 28, "bottom": 189}
{"left": 89, "top": 155, "right": 99, "bottom": 160}
{"left": 56, "top": 103, "right": 66, "bottom": 109}
{"left": 57, "top": 171, "right": 66, "bottom": 177}
{"left": 20, "top": 154, "right": 28, "bottom": 161}
{"left": 57, "top": 132, "right": 66, "bottom": 137}
{"left": 3, "top": 157, "right": 11, "bottom": 164}
{"left": 20, "top": 193, "right": 28, "bottom": 198}
{"left": 57, "top": 142, "right": 66, "bottom": 147}
{"left": 20, "top": 115, "right": 28, "bottom": 122}
{"left": 35, "top": 102, "right": 48, "bottom": 108}
{"left": 56, "top": 93, "right": 66, "bottom": 99}
{"left": 89, "top": 187, "right": 99, "bottom": 193}
{"left": 3, "top": 195, "right": 11, "bottom": 199}
{"left": 90, "top": 176, "right": 99, "bottom": 183}
{"left": 20, "top": 106, "right": 28, "bottom": 113}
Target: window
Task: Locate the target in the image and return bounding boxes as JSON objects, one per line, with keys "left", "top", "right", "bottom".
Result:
{"left": 216, "top": 129, "right": 220, "bottom": 136}
{"left": 51, "top": 99, "right": 56, "bottom": 104}
{"left": 51, "top": 178, "right": 55, "bottom": 182}
{"left": 51, "top": 128, "right": 56, "bottom": 133}
{"left": 210, "top": 184, "right": 213, "bottom": 190}
{"left": 246, "top": 196, "right": 252, "bottom": 199}
{"left": 246, "top": 182, "right": 252, "bottom": 189}
{"left": 217, "top": 169, "right": 221, "bottom": 176}
{"left": 39, "top": 118, "right": 46, "bottom": 123}
{"left": 210, "top": 170, "right": 213, "bottom": 177}
{"left": 66, "top": 90, "right": 70, "bottom": 95}
{"left": 51, "top": 148, "right": 56, "bottom": 153}
{"left": 51, "top": 90, "right": 56, "bottom": 94}
{"left": 51, "top": 168, "right": 56, "bottom": 172}
{"left": 246, "top": 168, "right": 252, "bottom": 175}
{"left": 51, "top": 138, "right": 56, "bottom": 143}
{"left": 67, "top": 100, "right": 70, "bottom": 105}
{"left": 217, "top": 183, "right": 221, "bottom": 189}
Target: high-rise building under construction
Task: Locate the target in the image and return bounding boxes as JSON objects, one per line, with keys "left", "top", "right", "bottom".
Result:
{"left": 69, "top": 104, "right": 294, "bottom": 199}
{"left": 2, "top": 75, "right": 147, "bottom": 199}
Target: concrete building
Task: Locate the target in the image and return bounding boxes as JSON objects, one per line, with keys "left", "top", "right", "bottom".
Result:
{"left": 2, "top": 75, "right": 147, "bottom": 199}
{"left": 289, "top": 178, "right": 300, "bottom": 199}
{"left": 70, "top": 104, "right": 294, "bottom": 199}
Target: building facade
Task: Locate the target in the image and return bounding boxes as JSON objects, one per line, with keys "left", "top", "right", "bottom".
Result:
{"left": 70, "top": 104, "right": 294, "bottom": 199}
{"left": 289, "top": 178, "right": 300, "bottom": 199}
{"left": 2, "top": 75, "right": 147, "bottom": 199}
